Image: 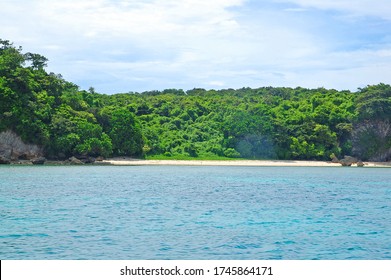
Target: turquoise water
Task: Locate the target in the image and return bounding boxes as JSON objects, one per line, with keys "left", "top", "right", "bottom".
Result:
{"left": 0, "top": 165, "right": 390, "bottom": 260}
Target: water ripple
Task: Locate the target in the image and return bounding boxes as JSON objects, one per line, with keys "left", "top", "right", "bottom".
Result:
{"left": 1, "top": 165, "right": 390, "bottom": 259}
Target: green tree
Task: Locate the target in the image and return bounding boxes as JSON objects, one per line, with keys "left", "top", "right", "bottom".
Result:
{"left": 108, "top": 108, "right": 144, "bottom": 156}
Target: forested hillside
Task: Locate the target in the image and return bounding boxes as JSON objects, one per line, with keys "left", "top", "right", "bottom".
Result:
{"left": 1, "top": 40, "right": 391, "bottom": 161}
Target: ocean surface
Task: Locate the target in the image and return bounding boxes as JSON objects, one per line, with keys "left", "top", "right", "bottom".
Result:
{"left": 0, "top": 165, "right": 390, "bottom": 260}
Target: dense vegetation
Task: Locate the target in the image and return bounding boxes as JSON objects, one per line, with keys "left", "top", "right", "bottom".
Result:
{"left": 1, "top": 39, "right": 390, "bottom": 161}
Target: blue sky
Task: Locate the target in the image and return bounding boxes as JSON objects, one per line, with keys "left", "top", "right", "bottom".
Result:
{"left": 1, "top": 0, "right": 391, "bottom": 94}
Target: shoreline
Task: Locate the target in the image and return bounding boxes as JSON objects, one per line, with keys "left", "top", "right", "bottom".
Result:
{"left": 102, "top": 158, "right": 391, "bottom": 167}
{"left": 3, "top": 158, "right": 390, "bottom": 167}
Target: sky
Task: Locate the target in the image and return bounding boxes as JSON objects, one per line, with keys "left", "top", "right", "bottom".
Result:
{"left": 1, "top": 0, "right": 391, "bottom": 94}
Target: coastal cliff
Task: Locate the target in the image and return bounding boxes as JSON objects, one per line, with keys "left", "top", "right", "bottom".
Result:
{"left": 0, "top": 130, "right": 43, "bottom": 163}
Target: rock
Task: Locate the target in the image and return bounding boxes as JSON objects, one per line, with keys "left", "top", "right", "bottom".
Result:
{"left": 331, "top": 155, "right": 340, "bottom": 163}
{"left": 357, "top": 161, "right": 365, "bottom": 167}
{"left": 11, "top": 150, "right": 23, "bottom": 160}
{"left": 0, "top": 130, "right": 43, "bottom": 160}
{"left": 69, "top": 156, "right": 84, "bottom": 165}
{"left": 0, "top": 155, "right": 11, "bottom": 164}
{"left": 339, "top": 160, "right": 352, "bottom": 166}
{"left": 18, "top": 160, "right": 33, "bottom": 165}
{"left": 77, "top": 155, "right": 96, "bottom": 164}
{"left": 339, "top": 156, "right": 358, "bottom": 167}
{"left": 96, "top": 156, "right": 104, "bottom": 162}
{"left": 345, "top": 156, "right": 358, "bottom": 163}
{"left": 31, "top": 157, "right": 46, "bottom": 165}
{"left": 18, "top": 154, "right": 29, "bottom": 160}
{"left": 0, "top": 148, "right": 12, "bottom": 159}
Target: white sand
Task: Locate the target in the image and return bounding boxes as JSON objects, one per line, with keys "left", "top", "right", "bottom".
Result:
{"left": 102, "top": 158, "right": 391, "bottom": 167}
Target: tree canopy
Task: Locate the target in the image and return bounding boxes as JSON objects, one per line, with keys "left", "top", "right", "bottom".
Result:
{"left": 1, "top": 39, "right": 390, "bottom": 161}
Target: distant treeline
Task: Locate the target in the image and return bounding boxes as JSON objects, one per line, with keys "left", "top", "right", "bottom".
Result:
{"left": 1, "top": 39, "right": 391, "bottom": 161}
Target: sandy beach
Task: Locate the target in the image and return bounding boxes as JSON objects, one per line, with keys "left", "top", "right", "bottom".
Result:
{"left": 102, "top": 158, "right": 391, "bottom": 167}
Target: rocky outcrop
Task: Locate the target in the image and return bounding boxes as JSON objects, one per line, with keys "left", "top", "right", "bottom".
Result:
{"left": 77, "top": 155, "right": 96, "bottom": 164}
{"left": 352, "top": 120, "right": 391, "bottom": 162}
{"left": 331, "top": 154, "right": 366, "bottom": 167}
{"left": 0, "top": 155, "right": 11, "bottom": 164}
{"left": 330, "top": 154, "right": 340, "bottom": 163}
{"left": 357, "top": 160, "right": 365, "bottom": 167}
{"left": 96, "top": 156, "right": 104, "bottom": 162}
{"left": 0, "top": 130, "right": 43, "bottom": 162}
{"left": 69, "top": 156, "right": 84, "bottom": 165}
{"left": 31, "top": 157, "right": 46, "bottom": 165}
{"left": 339, "top": 156, "right": 359, "bottom": 167}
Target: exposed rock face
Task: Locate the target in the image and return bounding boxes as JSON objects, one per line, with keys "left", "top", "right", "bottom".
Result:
{"left": 31, "top": 157, "right": 46, "bottom": 165}
{"left": 0, "top": 130, "right": 42, "bottom": 161}
{"left": 0, "top": 155, "right": 11, "bottom": 164}
{"left": 69, "top": 156, "right": 84, "bottom": 165}
{"left": 352, "top": 120, "right": 391, "bottom": 162}
{"left": 77, "top": 155, "right": 96, "bottom": 164}
{"left": 0, "top": 146, "right": 12, "bottom": 159}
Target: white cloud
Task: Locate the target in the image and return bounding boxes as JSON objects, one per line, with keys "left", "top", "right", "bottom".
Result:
{"left": 1, "top": 0, "right": 391, "bottom": 93}
{"left": 279, "top": 47, "right": 391, "bottom": 89}
{"left": 274, "top": 0, "right": 391, "bottom": 20}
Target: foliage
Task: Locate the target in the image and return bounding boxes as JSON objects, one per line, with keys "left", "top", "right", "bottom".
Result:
{"left": 352, "top": 84, "right": 391, "bottom": 161}
{"left": 106, "top": 108, "right": 143, "bottom": 156}
{"left": 1, "top": 39, "right": 390, "bottom": 161}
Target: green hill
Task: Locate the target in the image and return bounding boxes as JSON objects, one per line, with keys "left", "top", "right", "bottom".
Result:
{"left": 1, "top": 39, "right": 390, "bottom": 162}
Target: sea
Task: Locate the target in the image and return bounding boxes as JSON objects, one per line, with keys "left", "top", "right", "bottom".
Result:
{"left": 0, "top": 165, "right": 390, "bottom": 260}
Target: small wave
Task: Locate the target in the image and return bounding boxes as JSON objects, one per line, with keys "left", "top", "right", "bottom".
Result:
{"left": 0, "top": 233, "right": 49, "bottom": 238}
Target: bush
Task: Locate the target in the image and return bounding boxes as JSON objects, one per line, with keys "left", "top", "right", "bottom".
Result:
{"left": 224, "top": 148, "right": 241, "bottom": 158}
